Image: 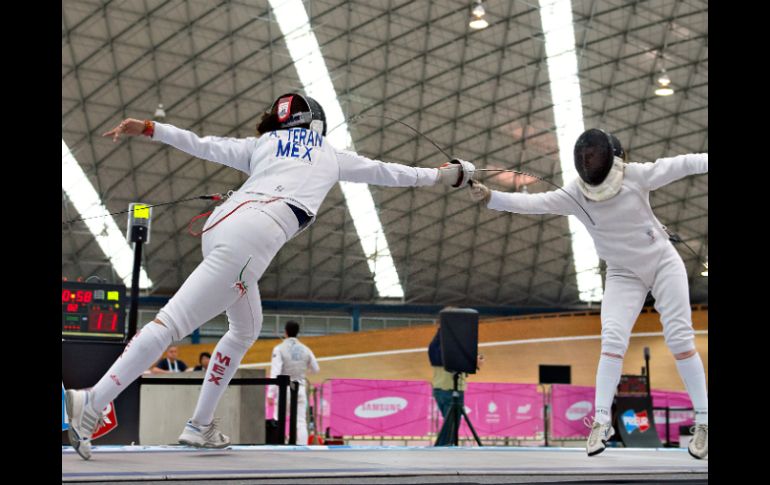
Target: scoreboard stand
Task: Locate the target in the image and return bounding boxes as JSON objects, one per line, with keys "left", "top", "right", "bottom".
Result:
{"left": 62, "top": 281, "right": 140, "bottom": 445}
{"left": 613, "top": 374, "right": 662, "bottom": 448}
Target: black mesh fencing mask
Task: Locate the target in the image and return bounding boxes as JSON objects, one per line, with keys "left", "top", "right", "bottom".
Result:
{"left": 574, "top": 128, "right": 615, "bottom": 185}
{"left": 609, "top": 133, "right": 626, "bottom": 161}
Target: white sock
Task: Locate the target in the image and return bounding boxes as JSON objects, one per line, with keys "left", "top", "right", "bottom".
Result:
{"left": 90, "top": 322, "right": 173, "bottom": 412}
{"left": 191, "top": 331, "right": 251, "bottom": 426}
{"left": 594, "top": 354, "right": 623, "bottom": 425}
{"left": 675, "top": 353, "right": 708, "bottom": 425}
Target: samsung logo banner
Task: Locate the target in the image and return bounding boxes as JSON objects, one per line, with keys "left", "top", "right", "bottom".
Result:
{"left": 354, "top": 397, "right": 408, "bottom": 418}
{"left": 566, "top": 401, "right": 593, "bottom": 421}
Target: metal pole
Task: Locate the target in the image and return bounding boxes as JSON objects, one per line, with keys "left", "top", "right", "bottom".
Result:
{"left": 127, "top": 241, "right": 143, "bottom": 339}
{"left": 352, "top": 306, "right": 360, "bottom": 332}
{"left": 277, "top": 374, "right": 289, "bottom": 444}
{"left": 451, "top": 372, "right": 460, "bottom": 446}
{"left": 460, "top": 406, "right": 483, "bottom": 446}
{"left": 319, "top": 380, "right": 327, "bottom": 438}
{"left": 542, "top": 384, "right": 549, "bottom": 447}
{"left": 289, "top": 381, "right": 299, "bottom": 445}
{"left": 644, "top": 347, "right": 651, "bottom": 396}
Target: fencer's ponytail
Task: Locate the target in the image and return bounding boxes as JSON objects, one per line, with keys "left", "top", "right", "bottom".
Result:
{"left": 255, "top": 110, "right": 273, "bottom": 137}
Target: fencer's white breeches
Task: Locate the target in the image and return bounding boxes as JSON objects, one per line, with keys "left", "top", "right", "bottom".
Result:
{"left": 156, "top": 196, "right": 298, "bottom": 343}
{"left": 273, "top": 383, "right": 309, "bottom": 445}
{"left": 601, "top": 244, "right": 696, "bottom": 356}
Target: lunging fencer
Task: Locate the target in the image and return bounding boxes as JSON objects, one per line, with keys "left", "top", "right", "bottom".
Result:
{"left": 468, "top": 129, "right": 708, "bottom": 459}
{"left": 65, "top": 92, "right": 476, "bottom": 460}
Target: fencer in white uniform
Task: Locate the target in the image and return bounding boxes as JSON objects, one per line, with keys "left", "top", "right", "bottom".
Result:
{"left": 65, "top": 92, "right": 476, "bottom": 460}
{"left": 469, "top": 129, "right": 708, "bottom": 459}
{"left": 267, "top": 321, "right": 320, "bottom": 445}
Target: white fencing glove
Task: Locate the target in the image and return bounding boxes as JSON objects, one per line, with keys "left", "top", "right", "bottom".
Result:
{"left": 469, "top": 181, "right": 491, "bottom": 204}
{"left": 436, "top": 159, "right": 476, "bottom": 188}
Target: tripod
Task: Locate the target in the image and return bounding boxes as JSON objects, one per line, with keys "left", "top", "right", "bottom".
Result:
{"left": 435, "top": 372, "right": 482, "bottom": 446}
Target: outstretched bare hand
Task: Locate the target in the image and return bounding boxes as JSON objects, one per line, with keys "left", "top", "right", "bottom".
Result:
{"left": 103, "top": 118, "right": 146, "bottom": 143}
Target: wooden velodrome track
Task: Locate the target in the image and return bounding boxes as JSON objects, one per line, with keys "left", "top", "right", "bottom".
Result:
{"left": 177, "top": 307, "right": 708, "bottom": 390}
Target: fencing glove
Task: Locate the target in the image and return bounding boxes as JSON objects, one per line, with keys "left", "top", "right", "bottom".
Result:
{"left": 469, "top": 182, "right": 491, "bottom": 204}
{"left": 437, "top": 159, "right": 476, "bottom": 188}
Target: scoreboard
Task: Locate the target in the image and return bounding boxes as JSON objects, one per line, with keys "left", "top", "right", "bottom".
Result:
{"left": 617, "top": 374, "right": 649, "bottom": 397}
{"left": 62, "top": 281, "right": 127, "bottom": 340}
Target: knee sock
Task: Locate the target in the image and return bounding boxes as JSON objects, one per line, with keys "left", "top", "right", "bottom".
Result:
{"left": 675, "top": 353, "right": 708, "bottom": 425}
{"left": 594, "top": 354, "right": 623, "bottom": 425}
{"left": 90, "top": 322, "right": 173, "bottom": 412}
{"left": 191, "top": 331, "right": 252, "bottom": 426}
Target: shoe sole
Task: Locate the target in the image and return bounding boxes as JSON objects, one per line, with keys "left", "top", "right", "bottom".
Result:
{"left": 587, "top": 429, "right": 614, "bottom": 457}
{"left": 179, "top": 438, "right": 231, "bottom": 449}
{"left": 179, "top": 438, "right": 203, "bottom": 448}
{"left": 67, "top": 427, "right": 91, "bottom": 461}
{"left": 71, "top": 440, "right": 91, "bottom": 461}
{"left": 688, "top": 448, "right": 707, "bottom": 460}
{"left": 587, "top": 445, "right": 606, "bottom": 457}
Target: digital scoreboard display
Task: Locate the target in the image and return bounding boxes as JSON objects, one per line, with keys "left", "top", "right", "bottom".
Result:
{"left": 617, "top": 374, "right": 649, "bottom": 397}
{"left": 62, "top": 282, "right": 127, "bottom": 340}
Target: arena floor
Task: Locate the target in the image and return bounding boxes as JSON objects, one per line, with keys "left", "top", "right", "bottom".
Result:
{"left": 62, "top": 445, "right": 707, "bottom": 484}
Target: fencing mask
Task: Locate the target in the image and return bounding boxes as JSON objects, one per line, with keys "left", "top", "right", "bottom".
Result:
{"left": 574, "top": 128, "right": 626, "bottom": 201}
{"left": 609, "top": 133, "right": 626, "bottom": 162}
{"left": 257, "top": 93, "right": 327, "bottom": 136}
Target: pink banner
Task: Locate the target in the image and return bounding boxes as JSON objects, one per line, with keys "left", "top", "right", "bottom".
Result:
{"left": 324, "top": 379, "right": 432, "bottom": 436}
{"left": 652, "top": 390, "right": 694, "bottom": 444}
{"left": 550, "top": 384, "right": 595, "bottom": 438}
{"left": 452, "top": 383, "right": 544, "bottom": 438}
{"left": 314, "top": 379, "right": 693, "bottom": 442}
{"left": 550, "top": 385, "right": 695, "bottom": 441}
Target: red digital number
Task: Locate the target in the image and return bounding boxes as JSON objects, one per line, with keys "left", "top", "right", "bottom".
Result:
{"left": 66, "top": 303, "right": 78, "bottom": 312}
{"left": 62, "top": 290, "right": 71, "bottom": 303}
{"left": 87, "top": 308, "right": 121, "bottom": 334}
{"left": 83, "top": 291, "right": 92, "bottom": 303}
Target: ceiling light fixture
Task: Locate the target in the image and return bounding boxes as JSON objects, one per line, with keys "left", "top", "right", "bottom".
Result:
{"left": 655, "top": 70, "right": 674, "bottom": 96}
{"left": 154, "top": 103, "right": 166, "bottom": 120}
{"left": 469, "top": 1, "right": 489, "bottom": 30}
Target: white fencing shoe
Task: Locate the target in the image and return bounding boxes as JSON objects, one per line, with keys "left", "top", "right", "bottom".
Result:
{"left": 178, "top": 419, "right": 231, "bottom": 448}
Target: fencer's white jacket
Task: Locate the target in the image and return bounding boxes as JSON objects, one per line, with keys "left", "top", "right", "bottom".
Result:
{"left": 267, "top": 337, "right": 320, "bottom": 399}
{"left": 152, "top": 123, "right": 439, "bottom": 236}
{"left": 487, "top": 154, "right": 708, "bottom": 286}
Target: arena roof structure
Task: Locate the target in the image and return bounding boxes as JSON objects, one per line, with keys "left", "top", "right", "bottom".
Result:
{"left": 62, "top": 0, "right": 707, "bottom": 308}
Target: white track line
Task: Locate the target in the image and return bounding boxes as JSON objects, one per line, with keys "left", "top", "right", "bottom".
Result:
{"left": 240, "top": 330, "right": 707, "bottom": 368}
